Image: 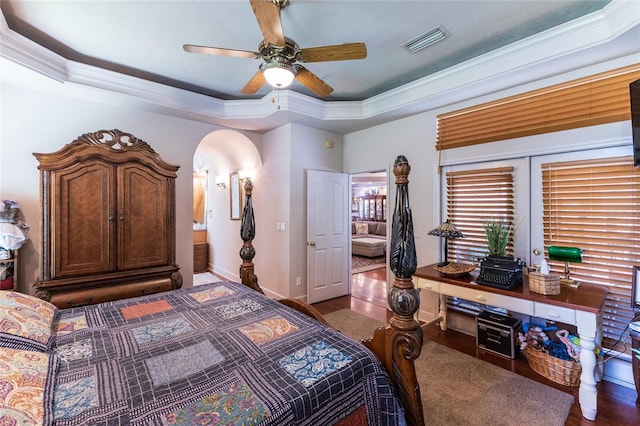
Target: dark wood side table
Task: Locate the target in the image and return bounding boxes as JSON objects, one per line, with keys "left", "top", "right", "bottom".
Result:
{"left": 193, "top": 242, "right": 208, "bottom": 273}
{"left": 631, "top": 328, "right": 640, "bottom": 405}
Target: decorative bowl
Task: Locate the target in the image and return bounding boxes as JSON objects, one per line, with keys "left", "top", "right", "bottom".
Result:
{"left": 433, "top": 262, "right": 477, "bottom": 277}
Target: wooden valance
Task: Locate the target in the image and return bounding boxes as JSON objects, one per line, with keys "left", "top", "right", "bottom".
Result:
{"left": 436, "top": 64, "right": 640, "bottom": 150}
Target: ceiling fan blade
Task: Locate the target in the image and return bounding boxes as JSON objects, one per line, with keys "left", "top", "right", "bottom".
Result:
{"left": 183, "top": 44, "right": 260, "bottom": 59}
{"left": 299, "top": 43, "right": 367, "bottom": 63}
{"left": 241, "top": 70, "right": 267, "bottom": 95}
{"left": 250, "top": 0, "right": 285, "bottom": 47}
{"left": 295, "top": 66, "right": 333, "bottom": 97}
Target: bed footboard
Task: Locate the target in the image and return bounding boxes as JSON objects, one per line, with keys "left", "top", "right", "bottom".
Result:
{"left": 362, "top": 155, "right": 424, "bottom": 426}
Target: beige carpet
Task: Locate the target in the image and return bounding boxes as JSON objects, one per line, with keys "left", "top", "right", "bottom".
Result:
{"left": 324, "top": 309, "right": 575, "bottom": 426}
{"left": 352, "top": 255, "right": 386, "bottom": 274}
{"left": 193, "top": 272, "right": 222, "bottom": 286}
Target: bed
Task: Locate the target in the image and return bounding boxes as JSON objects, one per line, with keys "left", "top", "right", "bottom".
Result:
{"left": 0, "top": 156, "right": 424, "bottom": 426}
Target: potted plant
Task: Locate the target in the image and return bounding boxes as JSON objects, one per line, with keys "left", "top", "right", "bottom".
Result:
{"left": 483, "top": 219, "right": 512, "bottom": 258}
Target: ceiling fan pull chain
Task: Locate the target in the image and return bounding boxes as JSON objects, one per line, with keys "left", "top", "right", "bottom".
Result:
{"left": 271, "top": 86, "right": 282, "bottom": 110}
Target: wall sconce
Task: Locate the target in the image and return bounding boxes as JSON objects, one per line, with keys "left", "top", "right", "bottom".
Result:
{"left": 238, "top": 170, "right": 254, "bottom": 182}
{"left": 548, "top": 245, "right": 583, "bottom": 288}
{"left": 215, "top": 176, "right": 226, "bottom": 189}
{"left": 428, "top": 220, "right": 465, "bottom": 266}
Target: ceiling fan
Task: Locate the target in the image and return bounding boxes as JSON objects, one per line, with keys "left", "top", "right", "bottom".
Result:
{"left": 183, "top": 0, "right": 367, "bottom": 97}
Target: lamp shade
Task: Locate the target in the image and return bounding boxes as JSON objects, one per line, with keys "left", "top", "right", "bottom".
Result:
{"left": 261, "top": 61, "right": 296, "bottom": 88}
{"left": 429, "top": 221, "right": 464, "bottom": 267}
{"left": 428, "top": 221, "right": 465, "bottom": 239}
{"left": 548, "top": 246, "right": 583, "bottom": 263}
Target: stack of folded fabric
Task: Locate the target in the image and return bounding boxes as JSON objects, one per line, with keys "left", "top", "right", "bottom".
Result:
{"left": 0, "top": 200, "right": 29, "bottom": 290}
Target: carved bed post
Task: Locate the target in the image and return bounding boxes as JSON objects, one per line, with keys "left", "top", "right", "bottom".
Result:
{"left": 363, "top": 155, "right": 424, "bottom": 426}
{"left": 239, "top": 178, "right": 263, "bottom": 294}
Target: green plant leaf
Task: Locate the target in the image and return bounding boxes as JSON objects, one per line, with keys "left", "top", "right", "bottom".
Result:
{"left": 483, "top": 219, "right": 512, "bottom": 256}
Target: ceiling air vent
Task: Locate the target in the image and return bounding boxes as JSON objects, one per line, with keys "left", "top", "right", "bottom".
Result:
{"left": 403, "top": 26, "right": 448, "bottom": 54}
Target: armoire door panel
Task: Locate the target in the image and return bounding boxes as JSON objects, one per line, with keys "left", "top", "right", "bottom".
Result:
{"left": 118, "top": 164, "right": 169, "bottom": 270}
{"left": 54, "top": 162, "right": 115, "bottom": 278}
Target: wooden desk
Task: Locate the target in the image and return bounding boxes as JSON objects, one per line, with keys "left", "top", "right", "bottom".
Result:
{"left": 414, "top": 264, "right": 608, "bottom": 421}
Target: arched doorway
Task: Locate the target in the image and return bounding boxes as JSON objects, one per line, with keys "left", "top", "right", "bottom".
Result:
{"left": 192, "top": 130, "right": 262, "bottom": 282}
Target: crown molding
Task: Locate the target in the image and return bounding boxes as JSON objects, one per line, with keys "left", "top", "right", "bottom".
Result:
{"left": 1, "top": 1, "right": 638, "bottom": 134}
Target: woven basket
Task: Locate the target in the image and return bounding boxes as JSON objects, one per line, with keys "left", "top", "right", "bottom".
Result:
{"left": 528, "top": 272, "right": 561, "bottom": 295}
{"left": 433, "top": 262, "right": 476, "bottom": 277}
{"left": 523, "top": 346, "right": 581, "bottom": 387}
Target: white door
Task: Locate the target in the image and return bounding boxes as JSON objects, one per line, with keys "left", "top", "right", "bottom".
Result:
{"left": 306, "top": 170, "right": 350, "bottom": 304}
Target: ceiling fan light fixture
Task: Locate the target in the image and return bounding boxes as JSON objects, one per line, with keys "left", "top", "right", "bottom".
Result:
{"left": 403, "top": 26, "right": 449, "bottom": 54}
{"left": 261, "top": 60, "right": 297, "bottom": 89}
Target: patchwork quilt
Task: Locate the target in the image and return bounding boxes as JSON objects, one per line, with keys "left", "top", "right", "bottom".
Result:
{"left": 50, "top": 281, "right": 405, "bottom": 425}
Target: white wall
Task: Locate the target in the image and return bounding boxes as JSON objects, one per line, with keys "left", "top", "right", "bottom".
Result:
{"left": 344, "top": 112, "right": 440, "bottom": 268}
{"left": 289, "top": 124, "right": 344, "bottom": 300}
{"left": 255, "top": 125, "right": 292, "bottom": 298}
{"left": 1, "top": 75, "right": 232, "bottom": 292}
{"left": 253, "top": 123, "right": 343, "bottom": 300}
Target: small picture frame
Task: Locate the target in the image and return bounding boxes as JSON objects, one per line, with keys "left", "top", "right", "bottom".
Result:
{"left": 632, "top": 265, "right": 640, "bottom": 310}
{"left": 230, "top": 172, "right": 242, "bottom": 220}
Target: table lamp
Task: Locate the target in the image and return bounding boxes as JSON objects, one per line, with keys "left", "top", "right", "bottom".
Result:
{"left": 548, "top": 245, "right": 583, "bottom": 288}
{"left": 428, "top": 221, "right": 465, "bottom": 267}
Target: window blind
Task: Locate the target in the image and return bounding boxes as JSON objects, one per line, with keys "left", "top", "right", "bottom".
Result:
{"left": 445, "top": 167, "right": 515, "bottom": 315}
{"left": 542, "top": 156, "right": 640, "bottom": 346}
{"left": 446, "top": 167, "right": 515, "bottom": 263}
{"left": 436, "top": 64, "right": 640, "bottom": 150}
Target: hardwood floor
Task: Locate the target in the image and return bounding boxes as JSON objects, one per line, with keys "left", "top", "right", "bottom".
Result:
{"left": 312, "top": 267, "right": 640, "bottom": 426}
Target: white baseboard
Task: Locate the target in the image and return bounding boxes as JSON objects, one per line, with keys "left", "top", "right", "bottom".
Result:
{"left": 602, "top": 354, "right": 635, "bottom": 389}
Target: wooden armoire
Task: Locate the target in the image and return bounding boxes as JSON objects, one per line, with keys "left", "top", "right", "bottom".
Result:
{"left": 33, "top": 129, "right": 182, "bottom": 308}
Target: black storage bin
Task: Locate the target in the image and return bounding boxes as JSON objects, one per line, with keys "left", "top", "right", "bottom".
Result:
{"left": 476, "top": 310, "right": 521, "bottom": 358}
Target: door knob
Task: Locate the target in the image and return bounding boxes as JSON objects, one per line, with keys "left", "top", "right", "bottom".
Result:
{"left": 308, "top": 241, "right": 316, "bottom": 247}
{"left": 533, "top": 248, "right": 541, "bottom": 256}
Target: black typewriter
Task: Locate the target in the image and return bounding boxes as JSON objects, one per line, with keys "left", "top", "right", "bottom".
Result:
{"left": 475, "top": 256, "right": 525, "bottom": 290}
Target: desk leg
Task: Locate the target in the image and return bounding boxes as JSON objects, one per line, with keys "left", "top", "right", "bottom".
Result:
{"left": 576, "top": 311, "right": 598, "bottom": 421}
{"left": 438, "top": 294, "right": 448, "bottom": 331}
{"left": 595, "top": 312, "right": 604, "bottom": 383}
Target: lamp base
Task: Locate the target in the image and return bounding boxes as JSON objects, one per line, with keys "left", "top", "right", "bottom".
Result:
{"left": 560, "top": 277, "right": 580, "bottom": 288}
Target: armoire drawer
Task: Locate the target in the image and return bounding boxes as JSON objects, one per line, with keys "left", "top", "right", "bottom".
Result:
{"left": 49, "top": 278, "right": 175, "bottom": 309}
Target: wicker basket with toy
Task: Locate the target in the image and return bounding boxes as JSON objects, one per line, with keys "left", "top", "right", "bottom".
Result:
{"left": 518, "top": 322, "right": 583, "bottom": 387}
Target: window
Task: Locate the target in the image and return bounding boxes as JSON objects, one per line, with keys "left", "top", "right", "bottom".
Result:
{"left": 441, "top": 158, "right": 530, "bottom": 264}
{"left": 443, "top": 148, "right": 639, "bottom": 349}
{"left": 441, "top": 158, "right": 529, "bottom": 315}
{"left": 535, "top": 153, "right": 640, "bottom": 346}
{"left": 446, "top": 167, "right": 515, "bottom": 263}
